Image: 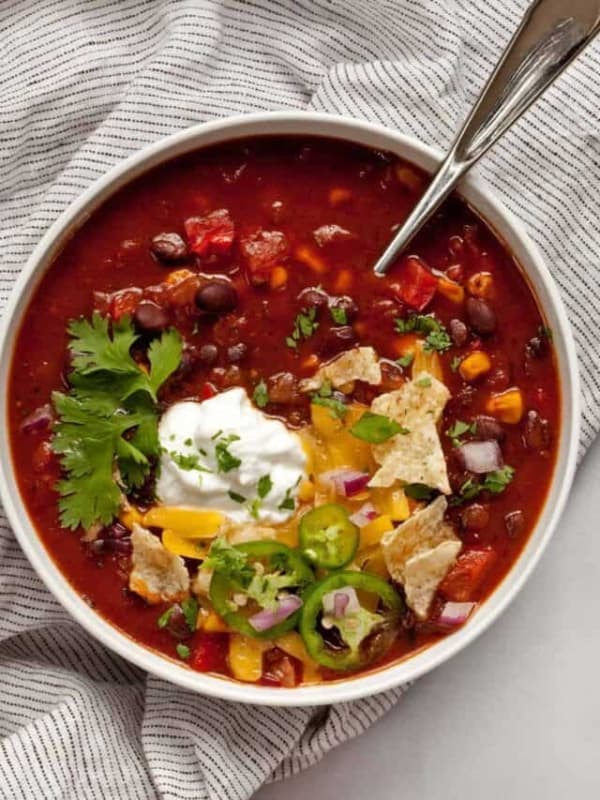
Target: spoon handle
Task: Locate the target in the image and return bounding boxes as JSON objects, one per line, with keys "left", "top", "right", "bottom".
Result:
{"left": 373, "top": 0, "right": 600, "bottom": 277}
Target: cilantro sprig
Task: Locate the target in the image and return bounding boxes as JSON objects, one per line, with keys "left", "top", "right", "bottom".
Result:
{"left": 52, "top": 313, "right": 182, "bottom": 530}
{"left": 394, "top": 314, "right": 452, "bottom": 353}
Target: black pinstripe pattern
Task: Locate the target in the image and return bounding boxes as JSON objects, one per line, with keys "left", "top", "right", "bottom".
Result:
{"left": 0, "top": 1, "right": 598, "bottom": 798}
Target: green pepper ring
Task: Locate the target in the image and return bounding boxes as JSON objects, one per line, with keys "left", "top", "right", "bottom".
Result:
{"left": 209, "top": 541, "right": 314, "bottom": 640}
{"left": 299, "top": 571, "right": 404, "bottom": 670}
{"left": 298, "top": 502, "right": 359, "bottom": 569}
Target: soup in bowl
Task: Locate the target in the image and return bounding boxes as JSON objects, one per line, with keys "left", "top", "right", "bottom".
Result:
{"left": 0, "top": 114, "right": 579, "bottom": 705}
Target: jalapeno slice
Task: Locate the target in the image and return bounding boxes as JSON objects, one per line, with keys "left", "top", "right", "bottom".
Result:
{"left": 299, "top": 571, "right": 403, "bottom": 670}
{"left": 209, "top": 541, "right": 314, "bottom": 639}
{"left": 299, "top": 503, "right": 359, "bottom": 569}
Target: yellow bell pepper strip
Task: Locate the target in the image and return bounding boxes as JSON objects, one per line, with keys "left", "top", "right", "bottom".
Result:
{"left": 360, "top": 514, "right": 394, "bottom": 548}
{"left": 228, "top": 634, "right": 270, "bottom": 682}
{"left": 162, "top": 529, "right": 210, "bottom": 560}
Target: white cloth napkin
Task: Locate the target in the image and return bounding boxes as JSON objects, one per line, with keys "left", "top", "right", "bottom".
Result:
{"left": 1, "top": 1, "right": 599, "bottom": 798}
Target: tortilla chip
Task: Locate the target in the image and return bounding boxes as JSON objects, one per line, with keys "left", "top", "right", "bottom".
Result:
{"left": 368, "top": 372, "right": 451, "bottom": 493}
{"left": 381, "top": 496, "right": 461, "bottom": 618}
{"left": 381, "top": 496, "right": 452, "bottom": 576}
{"left": 403, "top": 540, "right": 463, "bottom": 619}
{"left": 129, "top": 524, "right": 189, "bottom": 604}
{"left": 299, "top": 346, "right": 381, "bottom": 392}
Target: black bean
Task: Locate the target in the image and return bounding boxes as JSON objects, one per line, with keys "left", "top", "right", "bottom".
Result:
{"left": 268, "top": 372, "right": 301, "bottom": 404}
{"left": 525, "top": 335, "right": 547, "bottom": 359}
{"left": 150, "top": 232, "right": 188, "bottom": 263}
{"left": 504, "top": 510, "right": 525, "bottom": 538}
{"left": 522, "top": 409, "right": 552, "bottom": 451}
{"left": 319, "top": 325, "right": 356, "bottom": 357}
{"left": 163, "top": 605, "right": 192, "bottom": 640}
{"left": 449, "top": 318, "right": 468, "bottom": 347}
{"left": 472, "top": 415, "right": 505, "bottom": 441}
{"left": 297, "top": 286, "right": 329, "bottom": 309}
{"left": 460, "top": 503, "right": 490, "bottom": 531}
{"left": 466, "top": 297, "right": 497, "bottom": 335}
{"left": 133, "top": 301, "right": 170, "bottom": 333}
{"left": 227, "top": 343, "right": 248, "bottom": 363}
{"left": 195, "top": 281, "right": 238, "bottom": 313}
{"left": 329, "top": 295, "right": 359, "bottom": 323}
{"left": 198, "top": 343, "right": 219, "bottom": 365}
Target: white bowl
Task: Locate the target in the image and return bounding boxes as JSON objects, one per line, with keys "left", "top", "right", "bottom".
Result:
{"left": 0, "top": 112, "right": 580, "bottom": 706}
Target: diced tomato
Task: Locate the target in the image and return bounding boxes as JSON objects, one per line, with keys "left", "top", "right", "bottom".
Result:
{"left": 200, "top": 382, "right": 218, "bottom": 400}
{"left": 439, "top": 548, "right": 496, "bottom": 602}
{"left": 189, "top": 632, "right": 229, "bottom": 673}
{"left": 391, "top": 256, "right": 438, "bottom": 311}
{"left": 110, "top": 288, "right": 143, "bottom": 320}
{"left": 239, "top": 229, "right": 288, "bottom": 286}
{"left": 184, "top": 209, "right": 235, "bottom": 258}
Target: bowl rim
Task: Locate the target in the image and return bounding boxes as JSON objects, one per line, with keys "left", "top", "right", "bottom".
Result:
{"left": 0, "top": 111, "right": 580, "bottom": 706}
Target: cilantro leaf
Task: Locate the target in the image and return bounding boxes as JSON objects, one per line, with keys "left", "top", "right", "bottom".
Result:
{"left": 394, "top": 314, "right": 452, "bottom": 353}
{"left": 446, "top": 420, "right": 475, "bottom": 446}
{"left": 257, "top": 474, "right": 273, "bottom": 499}
{"left": 287, "top": 307, "right": 319, "bottom": 348}
{"left": 214, "top": 433, "right": 241, "bottom": 473}
{"left": 51, "top": 314, "right": 182, "bottom": 529}
{"left": 228, "top": 490, "right": 246, "bottom": 504}
{"left": 404, "top": 483, "right": 435, "bottom": 501}
{"left": 450, "top": 356, "right": 462, "bottom": 373}
{"left": 176, "top": 644, "right": 190, "bottom": 660}
{"left": 456, "top": 465, "right": 515, "bottom": 503}
{"left": 350, "top": 411, "right": 408, "bottom": 443}
{"left": 181, "top": 597, "right": 199, "bottom": 632}
{"left": 253, "top": 379, "right": 269, "bottom": 408}
{"left": 396, "top": 353, "right": 414, "bottom": 369}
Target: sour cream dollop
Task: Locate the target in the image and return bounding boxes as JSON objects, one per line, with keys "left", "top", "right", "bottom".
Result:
{"left": 156, "top": 387, "right": 306, "bottom": 524}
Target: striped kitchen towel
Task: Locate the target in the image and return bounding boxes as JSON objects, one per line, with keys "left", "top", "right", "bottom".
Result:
{"left": 1, "top": 1, "right": 599, "bottom": 798}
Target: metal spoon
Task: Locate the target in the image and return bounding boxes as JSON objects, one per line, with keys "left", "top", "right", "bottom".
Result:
{"left": 373, "top": 0, "right": 600, "bottom": 277}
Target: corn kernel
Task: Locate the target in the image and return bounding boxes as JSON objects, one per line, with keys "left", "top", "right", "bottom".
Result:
{"left": 162, "top": 529, "right": 209, "bottom": 559}
{"left": 295, "top": 244, "right": 327, "bottom": 274}
{"left": 485, "top": 387, "right": 524, "bottom": 424}
{"left": 300, "top": 353, "right": 320, "bottom": 372}
{"left": 333, "top": 268, "right": 353, "bottom": 293}
{"left": 467, "top": 271, "right": 494, "bottom": 298}
{"left": 298, "top": 479, "right": 315, "bottom": 503}
{"left": 228, "top": 635, "right": 269, "bottom": 683}
{"left": 360, "top": 514, "right": 393, "bottom": 548}
{"left": 328, "top": 187, "right": 352, "bottom": 206}
{"left": 437, "top": 276, "right": 465, "bottom": 304}
{"left": 269, "top": 265, "right": 288, "bottom": 289}
{"left": 119, "top": 505, "right": 144, "bottom": 530}
{"left": 459, "top": 350, "right": 492, "bottom": 382}
{"left": 143, "top": 506, "right": 224, "bottom": 537}
{"left": 198, "top": 610, "right": 230, "bottom": 633}
{"left": 165, "top": 268, "right": 195, "bottom": 286}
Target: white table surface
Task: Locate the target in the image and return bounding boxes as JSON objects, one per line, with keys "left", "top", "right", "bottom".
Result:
{"left": 256, "top": 437, "right": 600, "bottom": 800}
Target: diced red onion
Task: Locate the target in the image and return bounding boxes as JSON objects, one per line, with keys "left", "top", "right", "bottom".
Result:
{"left": 322, "top": 586, "right": 361, "bottom": 618}
{"left": 349, "top": 502, "right": 379, "bottom": 528}
{"left": 248, "top": 594, "right": 302, "bottom": 632}
{"left": 457, "top": 440, "right": 503, "bottom": 474}
{"left": 438, "top": 601, "right": 476, "bottom": 627}
{"left": 319, "top": 469, "right": 370, "bottom": 497}
{"left": 20, "top": 403, "right": 54, "bottom": 434}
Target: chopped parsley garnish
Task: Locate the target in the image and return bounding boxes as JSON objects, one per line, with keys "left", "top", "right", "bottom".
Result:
{"left": 184, "top": 438, "right": 193, "bottom": 446}
{"left": 51, "top": 312, "right": 183, "bottom": 530}
{"left": 176, "top": 644, "right": 190, "bottom": 660}
{"left": 203, "top": 538, "right": 254, "bottom": 583}
{"left": 446, "top": 420, "right": 475, "bottom": 446}
{"left": 169, "top": 451, "right": 212, "bottom": 473}
{"left": 396, "top": 352, "right": 414, "bottom": 369}
{"left": 455, "top": 466, "right": 515, "bottom": 503}
{"left": 253, "top": 379, "right": 269, "bottom": 408}
{"left": 311, "top": 380, "right": 347, "bottom": 419}
{"left": 404, "top": 483, "right": 436, "bottom": 501}
{"left": 214, "top": 433, "right": 241, "bottom": 473}
{"left": 416, "top": 376, "right": 432, "bottom": 388}
{"left": 257, "top": 474, "right": 273, "bottom": 499}
{"left": 350, "top": 411, "right": 408, "bottom": 444}
{"left": 278, "top": 487, "right": 296, "bottom": 511}
{"left": 228, "top": 490, "right": 246, "bottom": 504}
{"left": 330, "top": 306, "right": 348, "bottom": 325}
{"left": 157, "top": 606, "right": 175, "bottom": 629}
{"left": 287, "top": 307, "right": 319, "bottom": 349}
{"left": 181, "top": 597, "right": 198, "bottom": 631}
{"left": 450, "top": 356, "right": 462, "bottom": 373}
{"left": 394, "top": 314, "right": 452, "bottom": 353}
